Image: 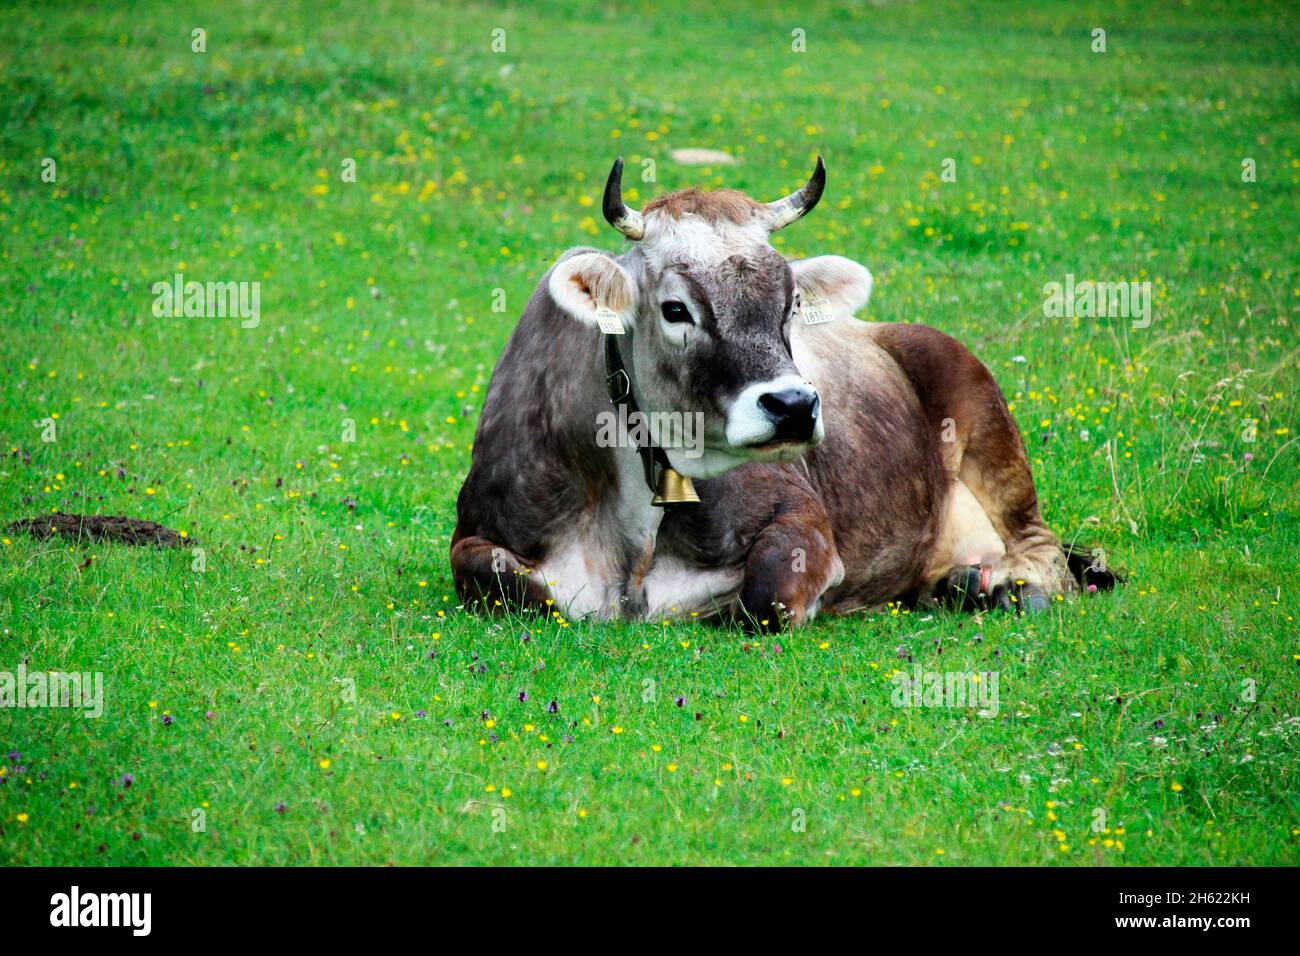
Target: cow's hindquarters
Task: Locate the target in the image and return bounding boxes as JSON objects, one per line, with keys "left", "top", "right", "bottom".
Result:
{"left": 864, "top": 322, "right": 1075, "bottom": 610}
{"left": 923, "top": 478, "right": 1007, "bottom": 580}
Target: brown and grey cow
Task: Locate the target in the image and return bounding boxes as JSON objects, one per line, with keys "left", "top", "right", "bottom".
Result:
{"left": 451, "top": 157, "right": 1094, "bottom": 629}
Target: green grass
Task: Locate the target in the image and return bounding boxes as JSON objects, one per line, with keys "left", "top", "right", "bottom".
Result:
{"left": 1, "top": 0, "right": 1297, "bottom": 865}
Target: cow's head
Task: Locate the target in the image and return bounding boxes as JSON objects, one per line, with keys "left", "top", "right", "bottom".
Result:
{"left": 549, "top": 156, "right": 873, "bottom": 479}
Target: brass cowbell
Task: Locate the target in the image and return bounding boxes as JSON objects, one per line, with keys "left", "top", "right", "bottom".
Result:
{"left": 651, "top": 466, "right": 700, "bottom": 507}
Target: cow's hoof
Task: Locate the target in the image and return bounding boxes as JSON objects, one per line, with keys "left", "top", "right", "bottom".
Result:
{"left": 1009, "top": 582, "right": 1051, "bottom": 614}
{"left": 939, "top": 567, "right": 1049, "bottom": 614}
{"left": 988, "top": 583, "right": 1015, "bottom": 612}
{"left": 939, "top": 565, "right": 989, "bottom": 611}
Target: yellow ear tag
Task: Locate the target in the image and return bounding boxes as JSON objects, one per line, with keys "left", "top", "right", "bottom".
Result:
{"left": 801, "top": 291, "right": 836, "bottom": 325}
{"left": 594, "top": 304, "right": 625, "bottom": 335}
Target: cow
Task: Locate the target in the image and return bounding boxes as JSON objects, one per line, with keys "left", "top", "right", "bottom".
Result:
{"left": 451, "top": 156, "right": 1103, "bottom": 630}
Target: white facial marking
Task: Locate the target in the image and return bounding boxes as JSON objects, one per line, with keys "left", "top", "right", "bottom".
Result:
{"left": 667, "top": 445, "right": 749, "bottom": 480}
{"left": 638, "top": 214, "right": 771, "bottom": 272}
{"left": 723, "top": 374, "right": 822, "bottom": 449}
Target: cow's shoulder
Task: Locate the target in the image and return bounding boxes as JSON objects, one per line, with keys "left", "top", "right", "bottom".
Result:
{"left": 455, "top": 248, "right": 619, "bottom": 557}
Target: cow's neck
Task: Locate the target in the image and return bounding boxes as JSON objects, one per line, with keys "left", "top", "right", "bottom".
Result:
{"left": 535, "top": 327, "right": 668, "bottom": 619}
{"left": 604, "top": 331, "right": 669, "bottom": 543}
{"left": 603, "top": 330, "right": 679, "bottom": 618}
{"left": 612, "top": 430, "right": 667, "bottom": 571}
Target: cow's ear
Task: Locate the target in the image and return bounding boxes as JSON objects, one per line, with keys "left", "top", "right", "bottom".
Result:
{"left": 791, "top": 255, "right": 873, "bottom": 319}
{"left": 548, "top": 252, "right": 637, "bottom": 327}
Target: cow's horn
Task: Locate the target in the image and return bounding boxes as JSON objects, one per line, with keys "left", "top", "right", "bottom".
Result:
{"left": 602, "top": 157, "right": 645, "bottom": 241}
{"left": 766, "top": 154, "right": 826, "bottom": 232}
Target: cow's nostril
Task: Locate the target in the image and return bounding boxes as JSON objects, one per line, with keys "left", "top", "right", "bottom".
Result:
{"left": 758, "top": 390, "right": 793, "bottom": 418}
{"left": 757, "top": 386, "right": 820, "bottom": 441}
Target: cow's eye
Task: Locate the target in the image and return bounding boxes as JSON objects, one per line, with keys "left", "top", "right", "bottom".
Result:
{"left": 660, "top": 301, "right": 694, "bottom": 325}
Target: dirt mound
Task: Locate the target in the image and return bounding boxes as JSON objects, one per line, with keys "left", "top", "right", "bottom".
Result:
{"left": 7, "top": 513, "right": 189, "bottom": 548}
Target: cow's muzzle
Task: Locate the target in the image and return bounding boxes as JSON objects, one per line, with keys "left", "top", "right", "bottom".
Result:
{"left": 757, "top": 386, "right": 821, "bottom": 444}
{"left": 724, "top": 376, "right": 824, "bottom": 454}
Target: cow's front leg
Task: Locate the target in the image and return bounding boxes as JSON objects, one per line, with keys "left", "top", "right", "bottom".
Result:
{"left": 739, "top": 504, "right": 844, "bottom": 632}
{"left": 450, "top": 535, "right": 552, "bottom": 613}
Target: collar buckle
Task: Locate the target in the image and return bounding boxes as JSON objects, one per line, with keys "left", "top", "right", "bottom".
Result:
{"left": 606, "top": 367, "right": 631, "bottom": 404}
{"left": 602, "top": 332, "right": 699, "bottom": 508}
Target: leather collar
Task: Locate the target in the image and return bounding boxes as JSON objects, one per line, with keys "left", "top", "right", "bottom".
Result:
{"left": 603, "top": 334, "right": 681, "bottom": 501}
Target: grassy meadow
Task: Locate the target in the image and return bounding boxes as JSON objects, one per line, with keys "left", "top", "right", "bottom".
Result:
{"left": 0, "top": 0, "right": 1297, "bottom": 865}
